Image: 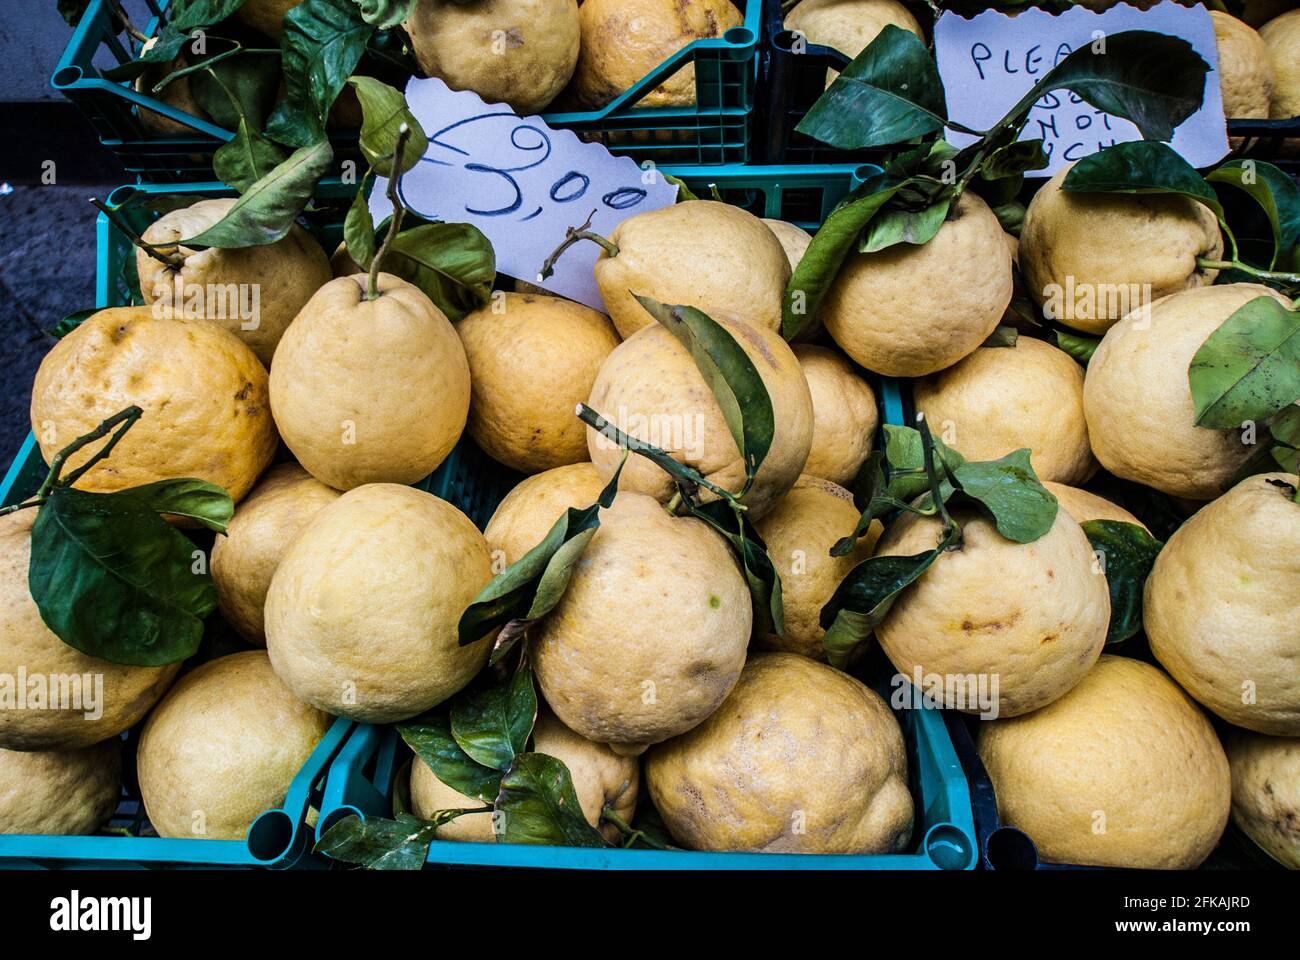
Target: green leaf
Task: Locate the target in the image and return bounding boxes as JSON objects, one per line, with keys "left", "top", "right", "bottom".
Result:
{"left": 795, "top": 25, "right": 947, "bottom": 151}
{"left": 1207, "top": 160, "right": 1300, "bottom": 270}
{"left": 782, "top": 174, "right": 909, "bottom": 340}
{"left": 1189, "top": 296, "right": 1300, "bottom": 428}
{"left": 182, "top": 140, "right": 334, "bottom": 248}
{"left": 457, "top": 456, "right": 623, "bottom": 653}
{"left": 881, "top": 423, "right": 964, "bottom": 504}
{"left": 950, "top": 449, "right": 1058, "bottom": 543}
{"left": 45, "top": 309, "right": 96, "bottom": 340}
{"left": 347, "top": 76, "right": 426, "bottom": 176}
{"left": 1081, "top": 520, "right": 1163, "bottom": 645}
{"left": 859, "top": 198, "right": 951, "bottom": 254}
{"left": 820, "top": 528, "right": 960, "bottom": 669}
{"left": 1062, "top": 140, "right": 1223, "bottom": 221}
{"left": 213, "top": 118, "right": 287, "bottom": 193}
{"left": 187, "top": 50, "right": 282, "bottom": 131}
{"left": 981, "top": 325, "right": 1019, "bottom": 348}
{"left": 343, "top": 175, "right": 377, "bottom": 270}
{"left": 1001, "top": 31, "right": 1209, "bottom": 144}
{"left": 683, "top": 498, "right": 785, "bottom": 638}
{"left": 314, "top": 813, "right": 438, "bottom": 870}
{"left": 980, "top": 139, "right": 1049, "bottom": 180}
{"left": 449, "top": 667, "right": 538, "bottom": 772}
{"left": 1054, "top": 328, "right": 1100, "bottom": 363}
{"left": 139, "top": 0, "right": 250, "bottom": 64}
{"left": 352, "top": 0, "right": 419, "bottom": 29}
{"left": 396, "top": 712, "right": 501, "bottom": 802}
{"left": 635, "top": 297, "right": 774, "bottom": 493}
{"left": 381, "top": 222, "right": 496, "bottom": 322}
{"left": 494, "top": 753, "right": 608, "bottom": 847}
{"left": 28, "top": 487, "right": 216, "bottom": 666}
{"left": 266, "top": 0, "right": 375, "bottom": 148}
{"left": 116, "top": 478, "right": 235, "bottom": 533}
{"left": 832, "top": 451, "right": 913, "bottom": 557}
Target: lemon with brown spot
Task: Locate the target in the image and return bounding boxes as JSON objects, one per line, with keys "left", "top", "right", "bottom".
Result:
{"left": 1225, "top": 730, "right": 1300, "bottom": 868}
{"left": 30, "top": 306, "right": 277, "bottom": 502}
{"left": 874, "top": 501, "right": 1109, "bottom": 718}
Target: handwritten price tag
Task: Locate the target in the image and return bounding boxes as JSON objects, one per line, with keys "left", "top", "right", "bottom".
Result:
{"left": 934, "top": 0, "right": 1228, "bottom": 176}
{"left": 369, "top": 79, "right": 679, "bottom": 311}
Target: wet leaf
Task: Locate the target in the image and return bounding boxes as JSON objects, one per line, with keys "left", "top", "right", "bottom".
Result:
{"left": 1082, "top": 520, "right": 1163, "bottom": 644}
{"left": 494, "top": 753, "right": 607, "bottom": 847}
{"left": 450, "top": 667, "right": 537, "bottom": 772}
{"left": 397, "top": 712, "right": 501, "bottom": 802}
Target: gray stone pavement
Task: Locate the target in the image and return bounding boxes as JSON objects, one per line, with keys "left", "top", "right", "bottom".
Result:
{"left": 0, "top": 182, "right": 109, "bottom": 463}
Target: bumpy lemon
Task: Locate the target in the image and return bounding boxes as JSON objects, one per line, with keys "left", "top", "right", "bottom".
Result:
{"left": 569, "top": 0, "right": 743, "bottom": 109}
{"left": 646, "top": 652, "right": 913, "bottom": 853}
{"left": 30, "top": 306, "right": 277, "bottom": 502}
{"left": 594, "top": 200, "right": 791, "bottom": 338}
{"left": 762, "top": 218, "right": 812, "bottom": 271}
{"left": 210, "top": 463, "right": 341, "bottom": 644}
{"left": 1019, "top": 164, "right": 1223, "bottom": 335}
{"left": 874, "top": 503, "right": 1109, "bottom": 718}
{"left": 404, "top": 0, "right": 581, "bottom": 114}
{"left": 137, "top": 651, "right": 330, "bottom": 840}
{"left": 1083, "top": 283, "right": 1291, "bottom": 500}
{"left": 1260, "top": 9, "right": 1300, "bottom": 118}
{"left": 483, "top": 462, "right": 607, "bottom": 569}
{"left": 977, "top": 655, "right": 1230, "bottom": 869}
{"left": 1145, "top": 473, "right": 1300, "bottom": 735}
{"left": 0, "top": 513, "right": 179, "bottom": 752}
{"left": 793, "top": 343, "right": 878, "bottom": 487}
{"left": 137, "top": 199, "right": 331, "bottom": 365}
{"left": 411, "top": 706, "right": 639, "bottom": 843}
{"left": 265, "top": 484, "right": 492, "bottom": 723}
{"left": 785, "top": 0, "right": 922, "bottom": 86}
{"left": 1212, "top": 11, "right": 1275, "bottom": 119}
{"left": 820, "top": 192, "right": 1013, "bottom": 376}
{"left": 530, "top": 492, "right": 750, "bottom": 755}
{"left": 457, "top": 292, "right": 620, "bottom": 473}
{"left": 1225, "top": 730, "right": 1300, "bottom": 868}
{"left": 914, "top": 336, "right": 1096, "bottom": 485}
{"left": 269, "top": 274, "right": 470, "bottom": 491}
{"left": 0, "top": 740, "right": 120, "bottom": 836}
{"left": 586, "top": 316, "right": 813, "bottom": 518}
{"left": 754, "top": 476, "right": 877, "bottom": 660}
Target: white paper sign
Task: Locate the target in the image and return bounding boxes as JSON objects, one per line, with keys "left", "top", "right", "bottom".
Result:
{"left": 369, "top": 79, "right": 679, "bottom": 311}
{"left": 934, "top": 1, "right": 1228, "bottom": 176}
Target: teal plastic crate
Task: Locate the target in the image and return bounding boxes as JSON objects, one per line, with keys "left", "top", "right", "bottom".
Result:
{"left": 310, "top": 164, "right": 975, "bottom": 870}
{"left": 53, "top": 0, "right": 766, "bottom": 183}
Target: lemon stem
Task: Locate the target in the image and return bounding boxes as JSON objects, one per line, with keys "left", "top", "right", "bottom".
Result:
{"left": 90, "top": 197, "right": 180, "bottom": 267}
{"left": 538, "top": 210, "right": 618, "bottom": 281}
{"left": 1197, "top": 258, "right": 1300, "bottom": 286}
{"left": 0, "top": 406, "right": 144, "bottom": 516}
{"left": 368, "top": 124, "right": 411, "bottom": 301}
